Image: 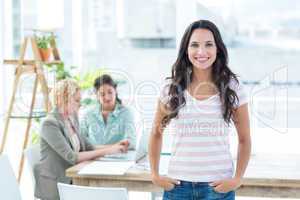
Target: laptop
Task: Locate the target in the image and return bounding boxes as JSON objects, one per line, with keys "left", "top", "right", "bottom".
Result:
{"left": 96, "top": 132, "right": 148, "bottom": 162}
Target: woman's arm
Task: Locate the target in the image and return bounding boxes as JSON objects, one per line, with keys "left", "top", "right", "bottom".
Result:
{"left": 149, "top": 101, "right": 164, "bottom": 178}
{"left": 76, "top": 144, "right": 126, "bottom": 163}
{"left": 41, "top": 118, "right": 127, "bottom": 165}
{"left": 149, "top": 101, "right": 179, "bottom": 190}
{"left": 233, "top": 103, "right": 251, "bottom": 180}
{"left": 210, "top": 103, "right": 251, "bottom": 193}
{"left": 41, "top": 119, "right": 79, "bottom": 165}
{"left": 82, "top": 136, "right": 95, "bottom": 151}
{"left": 94, "top": 140, "right": 129, "bottom": 150}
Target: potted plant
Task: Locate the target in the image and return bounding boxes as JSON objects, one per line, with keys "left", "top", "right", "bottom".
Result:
{"left": 36, "top": 35, "right": 55, "bottom": 61}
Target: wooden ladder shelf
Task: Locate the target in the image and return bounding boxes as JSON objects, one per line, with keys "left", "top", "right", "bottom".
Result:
{"left": 0, "top": 33, "right": 62, "bottom": 182}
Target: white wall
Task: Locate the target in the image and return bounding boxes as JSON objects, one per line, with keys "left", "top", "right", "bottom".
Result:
{"left": 0, "top": 0, "right": 4, "bottom": 119}
{"left": 1, "top": 0, "right": 14, "bottom": 120}
{"left": 0, "top": 0, "right": 13, "bottom": 146}
{"left": 119, "top": 0, "right": 175, "bottom": 39}
{"left": 175, "top": 0, "right": 198, "bottom": 47}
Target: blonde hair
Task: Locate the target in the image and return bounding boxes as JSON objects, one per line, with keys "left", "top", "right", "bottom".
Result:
{"left": 53, "top": 79, "right": 80, "bottom": 107}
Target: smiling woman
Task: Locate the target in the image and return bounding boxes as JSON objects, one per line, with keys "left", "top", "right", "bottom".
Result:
{"left": 149, "top": 20, "right": 251, "bottom": 200}
{"left": 187, "top": 29, "right": 217, "bottom": 70}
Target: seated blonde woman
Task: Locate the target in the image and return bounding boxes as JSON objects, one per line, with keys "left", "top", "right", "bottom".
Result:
{"left": 33, "top": 79, "right": 128, "bottom": 200}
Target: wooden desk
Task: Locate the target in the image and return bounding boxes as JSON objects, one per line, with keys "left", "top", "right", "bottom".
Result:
{"left": 66, "top": 154, "right": 300, "bottom": 198}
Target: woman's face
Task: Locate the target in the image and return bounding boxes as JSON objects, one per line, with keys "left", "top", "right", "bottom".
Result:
{"left": 187, "top": 28, "right": 217, "bottom": 70}
{"left": 63, "top": 89, "right": 81, "bottom": 115}
{"left": 97, "top": 84, "right": 117, "bottom": 110}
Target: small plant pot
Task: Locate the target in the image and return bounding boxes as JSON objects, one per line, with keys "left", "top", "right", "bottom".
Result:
{"left": 39, "top": 48, "right": 52, "bottom": 61}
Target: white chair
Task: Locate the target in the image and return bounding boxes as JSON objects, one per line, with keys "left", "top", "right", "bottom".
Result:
{"left": 24, "top": 144, "right": 40, "bottom": 200}
{"left": 0, "top": 154, "right": 22, "bottom": 200}
{"left": 24, "top": 144, "right": 40, "bottom": 188}
{"left": 57, "top": 183, "right": 128, "bottom": 200}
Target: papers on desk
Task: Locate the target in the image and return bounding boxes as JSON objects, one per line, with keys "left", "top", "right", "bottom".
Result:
{"left": 79, "top": 161, "right": 135, "bottom": 175}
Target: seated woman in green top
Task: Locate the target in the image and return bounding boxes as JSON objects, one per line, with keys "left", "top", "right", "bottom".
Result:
{"left": 80, "top": 74, "right": 136, "bottom": 149}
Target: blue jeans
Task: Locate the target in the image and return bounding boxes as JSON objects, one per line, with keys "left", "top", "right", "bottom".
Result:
{"left": 163, "top": 181, "right": 235, "bottom": 200}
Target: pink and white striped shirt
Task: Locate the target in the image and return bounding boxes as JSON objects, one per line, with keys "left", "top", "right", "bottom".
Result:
{"left": 160, "top": 79, "right": 248, "bottom": 182}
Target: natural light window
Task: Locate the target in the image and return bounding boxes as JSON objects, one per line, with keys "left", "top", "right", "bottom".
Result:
{"left": 37, "top": 0, "right": 64, "bottom": 29}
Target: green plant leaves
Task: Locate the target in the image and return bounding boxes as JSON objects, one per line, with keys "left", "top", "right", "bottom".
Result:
{"left": 36, "top": 35, "right": 55, "bottom": 49}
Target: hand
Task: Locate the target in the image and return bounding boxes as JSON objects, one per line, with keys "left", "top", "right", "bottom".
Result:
{"left": 118, "top": 139, "right": 130, "bottom": 151}
{"left": 108, "top": 143, "right": 127, "bottom": 154}
{"left": 119, "top": 139, "right": 129, "bottom": 146}
{"left": 152, "top": 174, "right": 180, "bottom": 191}
{"left": 209, "top": 178, "right": 242, "bottom": 193}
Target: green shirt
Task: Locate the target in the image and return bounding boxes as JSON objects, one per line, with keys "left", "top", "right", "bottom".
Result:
{"left": 80, "top": 102, "right": 136, "bottom": 149}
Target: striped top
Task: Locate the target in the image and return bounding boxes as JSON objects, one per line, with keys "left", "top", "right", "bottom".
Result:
{"left": 160, "top": 78, "right": 248, "bottom": 182}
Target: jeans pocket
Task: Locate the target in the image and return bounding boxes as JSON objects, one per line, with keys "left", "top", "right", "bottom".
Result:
{"left": 164, "top": 183, "right": 192, "bottom": 200}
{"left": 208, "top": 187, "right": 235, "bottom": 200}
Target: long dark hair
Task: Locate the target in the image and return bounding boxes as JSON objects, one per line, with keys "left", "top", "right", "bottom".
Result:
{"left": 162, "top": 20, "right": 239, "bottom": 126}
{"left": 94, "top": 74, "right": 122, "bottom": 105}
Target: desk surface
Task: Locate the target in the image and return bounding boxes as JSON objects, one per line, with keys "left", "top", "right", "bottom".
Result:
{"left": 66, "top": 153, "right": 300, "bottom": 198}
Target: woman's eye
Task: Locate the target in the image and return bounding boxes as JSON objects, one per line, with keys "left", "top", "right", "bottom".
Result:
{"left": 190, "top": 43, "right": 198, "bottom": 47}
{"left": 206, "top": 43, "right": 214, "bottom": 47}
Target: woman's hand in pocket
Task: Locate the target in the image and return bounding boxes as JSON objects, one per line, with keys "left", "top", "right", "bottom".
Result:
{"left": 209, "top": 177, "right": 241, "bottom": 193}
{"left": 152, "top": 174, "right": 180, "bottom": 191}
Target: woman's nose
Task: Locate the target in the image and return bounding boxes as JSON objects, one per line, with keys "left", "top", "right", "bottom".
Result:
{"left": 196, "top": 46, "right": 205, "bottom": 54}
{"left": 104, "top": 96, "right": 111, "bottom": 101}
